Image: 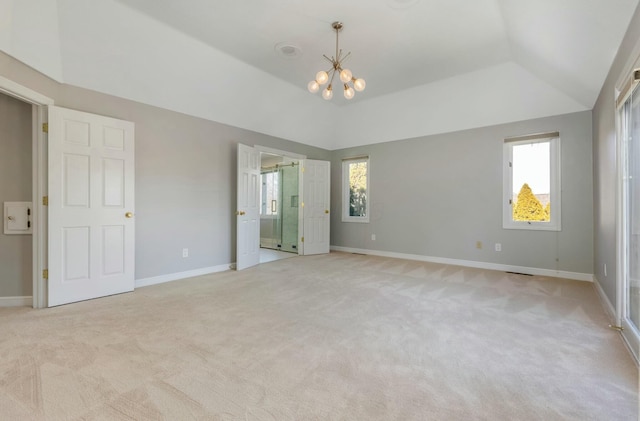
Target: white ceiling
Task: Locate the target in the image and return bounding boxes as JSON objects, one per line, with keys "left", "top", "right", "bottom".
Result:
{"left": 0, "top": 0, "right": 638, "bottom": 149}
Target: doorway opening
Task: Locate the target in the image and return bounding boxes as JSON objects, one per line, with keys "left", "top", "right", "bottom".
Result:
{"left": 259, "top": 152, "right": 299, "bottom": 263}
{"left": 0, "top": 75, "right": 53, "bottom": 308}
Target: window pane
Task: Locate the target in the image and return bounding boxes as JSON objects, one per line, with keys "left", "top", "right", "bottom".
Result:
{"left": 511, "top": 141, "right": 551, "bottom": 222}
{"left": 261, "top": 172, "right": 278, "bottom": 215}
{"left": 348, "top": 161, "right": 367, "bottom": 217}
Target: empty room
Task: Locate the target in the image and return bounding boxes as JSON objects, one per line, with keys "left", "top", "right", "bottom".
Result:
{"left": 0, "top": 0, "right": 639, "bottom": 419}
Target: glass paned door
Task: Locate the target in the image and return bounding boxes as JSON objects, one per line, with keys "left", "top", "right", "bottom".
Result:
{"left": 621, "top": 84, "right": 640, "bottom": 361}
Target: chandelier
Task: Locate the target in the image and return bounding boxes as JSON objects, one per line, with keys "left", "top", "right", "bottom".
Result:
{"left": 307, "top": 22, "right": 366, "bottom": 100}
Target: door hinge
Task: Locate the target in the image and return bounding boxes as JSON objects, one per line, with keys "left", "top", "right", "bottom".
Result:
{"left": 42, "top": 123, "right": 48, "bottom": 133}
{"left": 42, "top": 269, "right": 48, "bottom": 280}
{"left": 301, "top": 202, "right": 304, "bottom": 208}
{"left": 301, "top": 167, "right": 305, "bottom": 173}
{"left": 301, "top": 237, "right": 304, "bottom": 243}
{"left": 509, "top": 199, "right": 512, "bottom": 205}
{"left": 609, "top": 324, "right": 624, "bottom": 332}
{"left": 42, "top": 196, "right": 48, "bottom": 206}
{"left": 509, "top": 161, "right": 512, "bottom": 168}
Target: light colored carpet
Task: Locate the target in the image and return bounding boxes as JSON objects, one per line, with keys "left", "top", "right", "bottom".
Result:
{"left": 0, "top": 252, "right": 637, "bottom": 420}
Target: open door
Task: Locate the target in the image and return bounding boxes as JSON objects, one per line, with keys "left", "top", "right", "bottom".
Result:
{"left": 300, "top": 159, "right": 330, "bottom": 255}
{"left": 236, "top": 143, "right": 261, "bottom": 270}
{"left": 48, "top": 106, "right": 135, "bottom": 306}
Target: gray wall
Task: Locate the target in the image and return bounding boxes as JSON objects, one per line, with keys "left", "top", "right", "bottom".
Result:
{"left": 0, "top": 92, "right": 32, "bottom": 296}
{"left": 593, "top": 3, "right": 640, "bottom": 304}
{"left": 0, "top": 51, "right": 330, "bottom": 285}
{"left": 331, "top": 111, "right": 594, "bottom": 275}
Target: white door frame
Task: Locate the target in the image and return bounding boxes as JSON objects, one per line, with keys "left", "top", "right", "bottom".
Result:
{"left": 255, "top": 145, "right": 306, "bottom": 257}
{"left": 0, "top": 76, "right": 53, "bottom": 308}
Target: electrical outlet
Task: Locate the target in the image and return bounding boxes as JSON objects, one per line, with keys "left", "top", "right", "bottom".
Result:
{"left": 182, "top": 248, "right": 189, "bottom": 258}
{"left": 495, "top": 243, "right": 502, "bottom": 252}
{"left": 476, "top": 241, "right": 482, "bottom": 249}
{"left": 371, "top": 234, "right": 376, "bottom": 241}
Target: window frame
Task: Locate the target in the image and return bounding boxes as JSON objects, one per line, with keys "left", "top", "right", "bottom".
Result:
{"left": 502, "top": 133, "right": 561, "bottom": 231}
{"left": 342, "top": 156, "right": 370, "bottom": 223}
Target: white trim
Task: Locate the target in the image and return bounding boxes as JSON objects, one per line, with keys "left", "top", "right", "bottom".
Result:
{"left": 616, "top": 101, "right": 626, "bottom": 327}
{"left": 502, "top": 135, "right": 561, "bottom": 231}
{"left": 594, "top": 278, "right": 640, "bottom": 366}
{"left": 342, "top": 157, "right": 370, "bottom": 223}
{"left": 255, "top": 145, "right": 306, "bottom": 160}
{"left": 0, "top": 296, "right": 32, "bottom": 307}
{"left": 330, "top": 246, "right": 594, "bottom": 282}
{"left": 0, "top": 75, "right": 54, "bottom": 105}
{"left": 135, "top": 263, "right": 232, "bottom": 288}
{"left": 593, "top": 276, "right": 617, "bottom": 321}
{"left": 33, "top": 105, "right": 48, "bottom": 309}
{"left": 0, "top": 77, "right": 53, "bottom": 309}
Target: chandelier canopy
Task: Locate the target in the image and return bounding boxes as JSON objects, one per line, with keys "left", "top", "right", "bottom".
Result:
{"left": 307, "top": 22, "right": 366, "bottom": 100}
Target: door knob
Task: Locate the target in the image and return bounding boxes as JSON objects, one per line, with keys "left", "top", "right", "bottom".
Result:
{"left": 236, "top": 211, "right": 246, "bottom": 216}
{"left": 125, "top": 212, "right": 134, "bottom": 218}
{"left": 325, "top": 210, "right": 329, "bottom": 214}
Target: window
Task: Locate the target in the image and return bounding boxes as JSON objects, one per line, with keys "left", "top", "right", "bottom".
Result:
{"left": 342, "top": 156, "right": 369, "bottom": 222}
{"left": 503, "top": 132, "right": 561, "bottom": 230}
{"left": 261, "top": 171, "right": 279, "bottom": 216}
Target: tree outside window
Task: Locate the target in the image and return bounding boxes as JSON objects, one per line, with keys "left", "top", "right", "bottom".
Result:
{"left": 342, "top": 157, "right": 369, "bottom": 222}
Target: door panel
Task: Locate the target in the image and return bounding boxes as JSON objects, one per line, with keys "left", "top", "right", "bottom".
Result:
{"left": 236, "top": 144, "right": 260, "bottom": 270}
{"left": 301, "top": 159, "right": 330, "bottom": 255}
{"left": 48, "top": 106, "right": 135, "bottom": 307}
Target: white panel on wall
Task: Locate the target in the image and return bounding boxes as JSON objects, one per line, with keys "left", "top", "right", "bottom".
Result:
{"left": 63, "top": 154, "right": 90, "bottom": 207}
{"left": 103, "top": 158, "right": 124, "bottom": 207}
{"left": 102, "top": 225, "right": 124, "bottom": 276}
{"left": 63, "top": 226, "right": 90, "bottom": 281}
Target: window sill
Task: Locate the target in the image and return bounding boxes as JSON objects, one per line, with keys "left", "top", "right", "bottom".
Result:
{"left": 502, "top": 222, "right": 561, "bottom": 231}
{"left": 342, "top": 217, "right": 370, "bottom": 223}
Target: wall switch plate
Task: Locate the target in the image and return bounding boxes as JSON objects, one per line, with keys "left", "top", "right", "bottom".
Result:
{"left": 476, "top": 241, "right": 482, "bottom": 249}
{"left": 371, "top": 234, "right": 376, "bottom": 241}
{"left": 182, "top": 248, "right": 189, "bottom": 257}
{"left": 495, "top": 243, "right": 502, "bottom": 252}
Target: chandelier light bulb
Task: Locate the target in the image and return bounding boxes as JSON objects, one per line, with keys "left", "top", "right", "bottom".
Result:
{"left": 340, "top": 68, "right": 353, "bottom": 83}
{"left": 308, "top": 80, "right": 320, "bottom": 93}
{"left": 344, "top": 85, "right": 355, "bottom": 100}
{"left": 308, "top": 22, "right": 366, "bottom": 100}
{"left": 322, "top": 86, "right": 333, "bottom": 100}
{"left": 316, "top": 71, "right": 329, "bottom": 85}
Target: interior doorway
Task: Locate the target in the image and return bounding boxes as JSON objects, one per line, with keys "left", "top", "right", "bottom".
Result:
{"left": 0, "top": 92, "right": 33, "bottom": 306}
{"left": 0, "top": 75, "right": 52, "bottom": 308}
{"left": 259, "top": 152, "right": 299, "bottom": 258}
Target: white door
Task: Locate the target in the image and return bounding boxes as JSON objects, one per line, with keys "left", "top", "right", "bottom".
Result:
{"left": 236, "top": 143, "right": 260, "bottom": 270}
{"left": 48, "top": 106, "right": 135, "bottom": 306}
{"left": 300, "top": 159, "right": 330, "bottom": 255}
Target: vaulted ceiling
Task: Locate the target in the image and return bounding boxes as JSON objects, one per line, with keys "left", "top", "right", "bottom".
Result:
{"left": 1, "top": 0, "right": 638, "bottom": 149}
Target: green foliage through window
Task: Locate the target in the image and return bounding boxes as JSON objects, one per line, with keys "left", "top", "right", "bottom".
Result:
{"left": 348, "top": 162, "right": 367, "bottom": 217}
{"left": 512, "top": 183, "right": 550, "bottom": 222}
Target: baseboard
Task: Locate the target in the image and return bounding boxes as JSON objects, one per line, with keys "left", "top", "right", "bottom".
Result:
{"left": 0, "top": 296, "right": 32, "bottom": 307}
{"left": 592, "top": 276, "right": 617, "bottom": 322}
{"left": 330, "top": 246, "right": 594, "bottom": 282}
{"left": 593, "top": 276, "right": 639, "bottom": 367}
{"left": 135, "top": 263, "right": 232, "bottom": 288}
